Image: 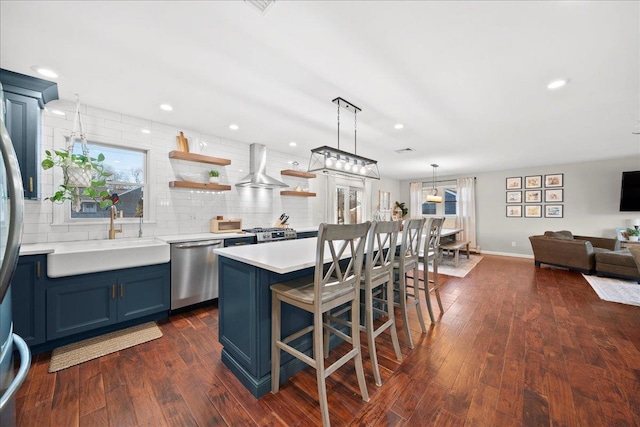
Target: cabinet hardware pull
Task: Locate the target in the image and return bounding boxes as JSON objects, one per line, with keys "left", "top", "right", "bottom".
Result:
{"left": 36, "top": 261, "right": 41, "bottom": 278}
{"left": 112, "top": 285, "right": 116, "bottom": 299}
{"left": 29, "top": 177, "right": 33, "bottom": 192}
{"left": 120, "top": 284, "right": 124, "bottom": 297}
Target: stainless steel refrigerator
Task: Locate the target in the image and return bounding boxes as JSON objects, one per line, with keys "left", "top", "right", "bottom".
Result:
{"left": 0, "top": 82, "right": 29, "bottom": 426}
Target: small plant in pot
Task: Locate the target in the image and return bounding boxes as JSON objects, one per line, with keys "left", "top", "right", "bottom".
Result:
{"left": 393, "top": 201, "right": 408, "bottom": 221}
{"left": 626, "top": 227, "right": 639, "bottom": 242}
{"left": 41, "top": 149, "right": 113, "bottom": 211}
{"left": 209, "top": 170, "right": 219, "bottom": 184}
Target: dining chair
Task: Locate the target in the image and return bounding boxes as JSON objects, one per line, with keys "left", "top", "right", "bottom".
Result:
{"left": 393, "top": 218, "right": 426, "bottom": 349}
{"left": 270, "top": 222, "right": 371, "bottom": 427}
{"left": 418, "top": 217, "right": 445, "bottom": 322}
{"left": 325, "top": 220, "right": 403, "bottom": 386}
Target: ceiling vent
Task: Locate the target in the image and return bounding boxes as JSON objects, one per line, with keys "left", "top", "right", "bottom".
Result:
{"left": 244, "top": 0, "right": 277, "bottom": 15}
{"left": 394, "top": 148, "right": 416, "bottom": 154}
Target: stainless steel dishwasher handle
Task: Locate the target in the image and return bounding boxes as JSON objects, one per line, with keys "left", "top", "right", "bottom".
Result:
{"left": 174, "top": 240, "right": 222, "bottom": 249}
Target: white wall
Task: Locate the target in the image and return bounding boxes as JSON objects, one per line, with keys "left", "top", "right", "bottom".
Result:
{"left": 400, "top": 156, "right": 640, "bottom": 256}
{"left": 24, "top": 99, "right": 400, "bottom": 244}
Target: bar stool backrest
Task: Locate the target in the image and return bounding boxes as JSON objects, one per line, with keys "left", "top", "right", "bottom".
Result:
{"left": 365, "top": 220, "right": 401, "bottom": 282}
{"left": 424, "top": 217, "right": 445, "bottom": 258}
{"left": 399, "top": 218, "right": 426, "bottom": 272}
{"left": 315, "top": 222, "right": 371, "bottom": 303}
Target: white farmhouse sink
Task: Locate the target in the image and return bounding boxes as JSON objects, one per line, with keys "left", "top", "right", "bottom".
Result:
{"left": 47, "top": 237, "right": 171, "bottom": 278}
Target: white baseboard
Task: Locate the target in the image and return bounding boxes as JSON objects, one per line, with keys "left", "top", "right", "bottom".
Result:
{"left": 480, "top": 250, "right": 534, "bottom": 259}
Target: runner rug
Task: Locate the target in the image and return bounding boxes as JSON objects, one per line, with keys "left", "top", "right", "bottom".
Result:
{"left": 49, "top": 321, "right": 162, "bottom": 373}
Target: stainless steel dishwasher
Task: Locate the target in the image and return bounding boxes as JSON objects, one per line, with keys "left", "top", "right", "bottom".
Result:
{"left": 170, "top": 239, "right": 223, "bottom": 310}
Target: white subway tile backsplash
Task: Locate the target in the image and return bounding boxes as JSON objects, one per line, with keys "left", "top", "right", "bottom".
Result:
{"left": 28, "top": 100, "right": 317, "bottom": 243}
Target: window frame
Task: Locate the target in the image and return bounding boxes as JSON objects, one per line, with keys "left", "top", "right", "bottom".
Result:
{"left": 51, "top": 128, "right": 155, "bottom": 225}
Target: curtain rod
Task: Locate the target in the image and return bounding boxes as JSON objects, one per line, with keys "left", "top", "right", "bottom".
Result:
{"left": 421, "top": 177, "right": 476, "bottom": 185}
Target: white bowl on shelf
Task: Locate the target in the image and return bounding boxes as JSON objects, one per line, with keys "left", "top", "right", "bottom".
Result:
{"left": 179, "top": 172, "right": 203, "bottom": 183}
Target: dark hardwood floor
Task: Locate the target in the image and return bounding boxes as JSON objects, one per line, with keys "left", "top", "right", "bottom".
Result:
{"left": 15, "top": 255, "right": 640, "bottom": 426}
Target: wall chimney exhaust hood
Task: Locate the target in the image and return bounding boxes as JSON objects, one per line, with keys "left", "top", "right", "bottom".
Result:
{"left": 235, "top": 143, "right": 288, "bottom": 189}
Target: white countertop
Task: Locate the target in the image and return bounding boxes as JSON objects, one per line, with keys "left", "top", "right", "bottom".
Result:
{"left": 214, "top": 237, "right": 324, "bottom": 274}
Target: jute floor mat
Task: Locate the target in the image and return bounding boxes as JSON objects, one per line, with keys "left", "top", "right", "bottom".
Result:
{"left": 49, "top": 321, "right": 163, "bottom": 373}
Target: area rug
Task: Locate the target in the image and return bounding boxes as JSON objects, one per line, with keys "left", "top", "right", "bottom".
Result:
{"left": 418, "top": 254, "right": 483, "bottom": 278}
{"left": 582, "top": 274, "right": 640, "bottom": 307}
{"left": 49, "top": 322, "right": 163, "bottom": 373}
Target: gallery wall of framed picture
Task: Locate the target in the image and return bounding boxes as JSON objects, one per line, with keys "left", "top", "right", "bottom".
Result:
{"left": 506, "top": 173, "right": 564, "bottom": 218}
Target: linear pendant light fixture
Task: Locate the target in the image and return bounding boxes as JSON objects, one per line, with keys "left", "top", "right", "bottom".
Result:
{"left": 308, "top": 97, "right": 380, "bottom": 180}
{"left": 426, "top": 163, "right": 443, "bottom": 203}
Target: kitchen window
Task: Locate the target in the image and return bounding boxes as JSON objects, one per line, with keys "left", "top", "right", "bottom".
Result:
{"left": 69, "top": 142, "right": 146, "bottom": 219}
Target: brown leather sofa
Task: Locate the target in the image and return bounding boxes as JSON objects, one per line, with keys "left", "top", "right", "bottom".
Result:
{"left": 529, "top": 230, "right": 620, "bottom": 274}
{"left": 595, "top": 250, "right": 640, "bottom": 281}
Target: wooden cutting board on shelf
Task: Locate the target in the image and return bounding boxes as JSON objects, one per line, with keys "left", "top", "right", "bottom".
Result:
{"left": 176, "top": 131, "right": 189, "bottom": 152}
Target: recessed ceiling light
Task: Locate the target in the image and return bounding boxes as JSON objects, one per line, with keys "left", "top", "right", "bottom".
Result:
{"left": 50, "top": 109, "right": 65, "bottom": 116}
{"left": 394, "top": 124, "right": 404, "bottom": 130}
{"left": 289, "top": 141, "right": 297, "bottom": 147}
{"left": 141, "top": 129, "right": 151, "bottom": 134}
{"left": 547, "top": 79, "right": 570, "bottom": 90}
{"left": 160, "top": 103, "right": 173, "bottom": 111}
{"left": 31, "top": 66, "right": 58, "bottom": 79}
{"left": 229, "top": 124, "right": 239, "bottom": 130}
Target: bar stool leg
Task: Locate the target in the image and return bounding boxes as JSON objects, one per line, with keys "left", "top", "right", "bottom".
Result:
{"left": 365, "top": 282, "right": 382, "bottom": 386}
{"left": 398, "top": 272, "right": 414, "bottom": 349}
{"left": 351, "top": 297, "right": 370, "bottom": 403}
{"left": 433, "top": 258, "right": 444, "bottom": 313}
{"left": 314, "top": 310, "right": 330, "bottom": 427}
{"left": 412, "top": 264, "right": 427, "bottom": 332}
{"left": 386, "top": 274, "right": 403, "bottom": 362}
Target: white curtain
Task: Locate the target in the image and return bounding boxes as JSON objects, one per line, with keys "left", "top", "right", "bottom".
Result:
{"left": 457, "top": 177, "right": 478, "bottom": 252}
{"left": 410, "top": 182, "right": 422, "bottom": 218}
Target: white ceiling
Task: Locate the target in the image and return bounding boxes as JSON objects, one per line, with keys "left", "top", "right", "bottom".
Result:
{"left": 1, "top": 1, "right": 638, "bottom": 180}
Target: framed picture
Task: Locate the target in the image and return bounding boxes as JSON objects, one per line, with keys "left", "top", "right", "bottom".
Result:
{"left": 525, "top": 190, "right": 542, "bottom": 203}
{"left": 525, "top": 205, "right": 542, "bottom": 218}
{"left": 525, "top": 175, "right": 542, "bottom": 189}
{"left": 506, "top": 205, "right": 522, "bottom": 217}
{"left": 545, "top": 205, "right": 563, "bottom": 218}
{"left": 506, "top": 177, "right": 522, "bottom": 190}
{"left": 616, "top": 227, "right": 629, "bottom": 241}
{"left": 545, "top": 189, "right": 564, "bottom": 203}
{"left": 506, "top": 191, "right": 522, "bottom": 203}
{"left": 545, "top": 173, "right": 563, "bottom": 188}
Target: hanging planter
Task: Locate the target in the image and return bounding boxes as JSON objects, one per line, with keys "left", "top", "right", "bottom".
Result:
{"left": 41, "top": 95, "right": 113, "bottom": 211}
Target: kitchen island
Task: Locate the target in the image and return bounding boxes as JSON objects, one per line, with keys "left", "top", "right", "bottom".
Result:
{"left": 214, "top": 236, "right": 354, "bottom": 398}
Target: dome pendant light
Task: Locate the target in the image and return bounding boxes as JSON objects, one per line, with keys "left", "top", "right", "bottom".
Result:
{"left": 426, "top": 164, "right": 443, "bottom": 203}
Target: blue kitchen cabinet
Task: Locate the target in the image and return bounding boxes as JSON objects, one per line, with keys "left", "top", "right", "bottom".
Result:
{"left": 11, "top": 255, "right": 46, "bottom": 346}
{"left": 224, "top": 236, "right": 256, "bottom": 247}
{"left": 0, "top": 68, "right": 58, "bottom": 199}
{"left": 296, "top": 231, "right": 318, "bottom": 239}
{"left": 46, "top": 263, "right": 170, "bottom": 341}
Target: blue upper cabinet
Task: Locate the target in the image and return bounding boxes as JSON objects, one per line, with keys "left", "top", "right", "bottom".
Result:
{"left": 0, "top": 68, "right": 59, "bottom": 199}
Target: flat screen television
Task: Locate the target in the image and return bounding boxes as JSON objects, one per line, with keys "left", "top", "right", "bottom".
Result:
{"left": 620, "top": 171, "right": 640, "bottom": 211}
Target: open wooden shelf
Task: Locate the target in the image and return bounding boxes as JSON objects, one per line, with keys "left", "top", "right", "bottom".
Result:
{"left": 169, "top": 181, "right": 232, "bottom": 191}
{"left": 280, "top": 169, "right": 316, "bottom": 179}
{"left": 280, "top": 191, "right": 316, "bottom": 197}
{"left": 169, "top": 150, "right": 231, "bottom": 166}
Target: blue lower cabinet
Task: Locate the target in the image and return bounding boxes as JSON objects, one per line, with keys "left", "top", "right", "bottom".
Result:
{"left": 46, "top": 276, "right": 117, "bottom": 340}
{"left": 296, "top": 231, "right": 318, "bottom": 239}
{"left": 12, "top": 255, "right": 46, "bottom": 346}
{"left": 46, "top": 263, "right": 170, "bottom": 341}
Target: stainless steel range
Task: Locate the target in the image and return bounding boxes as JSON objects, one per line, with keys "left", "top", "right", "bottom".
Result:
{"left": 244, "top": 227, "right": 297, "bottom": 243}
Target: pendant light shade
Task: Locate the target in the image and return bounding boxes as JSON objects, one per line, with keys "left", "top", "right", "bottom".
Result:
{"left": 308, "top": 97, "right": 380, "bottom": 180}
{"left": 426, "top": 164, "right": 442, "bottom": 203}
